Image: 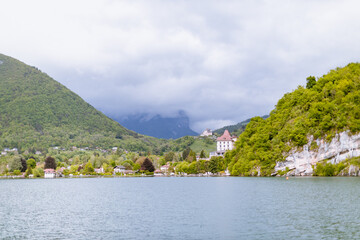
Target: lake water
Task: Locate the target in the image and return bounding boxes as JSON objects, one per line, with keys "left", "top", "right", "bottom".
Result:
{"left": 0, "top": 177, "right": 360, "bottom": 239}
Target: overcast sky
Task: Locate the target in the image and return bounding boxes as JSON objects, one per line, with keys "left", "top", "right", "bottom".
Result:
{"left": 1, "top": 0, "right": 360, "bottom": 132}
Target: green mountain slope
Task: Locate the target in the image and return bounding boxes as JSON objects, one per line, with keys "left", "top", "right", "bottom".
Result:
{"left": 0, "top": 54, "right": 163, "bottom": 152}
{"left": 227, "top": 63, "right": 360, "bottom": 176}
{"left": 214, "top": 115, "right": 269, "bottom": 136}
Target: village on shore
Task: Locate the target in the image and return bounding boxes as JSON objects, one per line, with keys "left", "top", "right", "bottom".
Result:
{"left": 0, "top": 130, "right": 238, "bottom": 179}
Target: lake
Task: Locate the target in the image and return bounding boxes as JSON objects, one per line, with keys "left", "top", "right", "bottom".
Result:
{"left": 0, "top": 177, "right": 359, "bottom": 239}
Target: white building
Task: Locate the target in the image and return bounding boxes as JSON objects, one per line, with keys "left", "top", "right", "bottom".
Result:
{"left": 160, "top": 164, "right": 170, "bottom": 173}
{"left": 215, "top": 130, "right": 237, "bottom": 156}
{"left": 44, "top": 169, "right": 55, "bottom": 178}
{"left": 200, "top": 129, "right": 213, "bottom": 137}
{"left": 113, "top": 165, "right": 126, "bottom": 174}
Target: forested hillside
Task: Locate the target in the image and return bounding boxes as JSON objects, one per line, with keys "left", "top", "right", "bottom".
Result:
{"left": 227, "top": 63, "right": 360, "bottom": 176}
{"left": 0, "top": 54, "right": 165, "bottom": 152}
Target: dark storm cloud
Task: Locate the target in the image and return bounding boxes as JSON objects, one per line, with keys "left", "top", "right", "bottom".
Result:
{"left": 1, "top": 0, "right": 360, "bottom": 131}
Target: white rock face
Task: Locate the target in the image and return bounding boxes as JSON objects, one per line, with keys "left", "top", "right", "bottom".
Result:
{"left": 275, "top": 131, "right": 360, "bottom": 176}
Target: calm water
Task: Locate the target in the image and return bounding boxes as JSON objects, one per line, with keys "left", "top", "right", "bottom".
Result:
{"left": 0, "top": 177, "right": 360, "bottom": 240}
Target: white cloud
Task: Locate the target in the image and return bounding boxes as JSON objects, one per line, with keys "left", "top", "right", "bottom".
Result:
{"left": 1, "top": 0, "right": 360, "bottom": 132}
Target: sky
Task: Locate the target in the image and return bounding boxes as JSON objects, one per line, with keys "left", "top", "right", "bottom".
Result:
{"left": 1, "top": 0, "right": 360, "bottom": 132}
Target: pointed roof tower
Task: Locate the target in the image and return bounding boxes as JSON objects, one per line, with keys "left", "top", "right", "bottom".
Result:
{"left": 217, "top": 130, "right": 233, "bottom": 141}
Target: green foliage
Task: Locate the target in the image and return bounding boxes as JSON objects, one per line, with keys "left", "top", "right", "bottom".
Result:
{"left": 313, "top": 162, "right": 346, "bottom": 176}
{"left": 209, "top": 157, "right": 226, "bottom": 174}
{"left": 189, "top": 137, "right": 216, "bottom": 154}
{"left": 164, "top": 151, "right": 175, "bottom": 162}
{"left": 229, "top": 63, "right": 360, "bottom": 176}
{"left": 182, "top": 147, "right": 191, "bottom": 160}
{"left": 306, "top": 76, "right": 316, "bottom": 89}
{"left": 33, "top": 168, "right": 44, "bottom": 177}
{"left": 133, "top": 163, "right": 141, "bottom": 172}
{"left": 347, "top": 156, "right": 360, "bottom": 167}
{"left": 83, "top": 161, "right": 94, "bottom": 174}
{"left": 8, "top": 156, "right": 22, "bottom": 172}
{"left": 277, "top": 167, "right": 290, "bottom": 176}
{"left": 0, "top": 54, "right": 180, "bottom": 154}
{"left": 26, "top": 158, "right": 36, "bottom": 169}
{"left": 200, "top": 150, "right": 206, "bottom": 158}
{"left": 186, "top": 150, "right": 196, "bottom": 163}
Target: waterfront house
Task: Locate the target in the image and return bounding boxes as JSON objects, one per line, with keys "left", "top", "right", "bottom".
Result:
{"left": 114, "top": 165, "right": 126, "bottom": 174}
{"left": 44, "top": 169, "right": 55, "bottom": 178}
{"left": 160, "top": 163, "right": 170, "bottom": 173}
{"left": 124, "top": 170, "right": 134, "bottom": 176}
{"left": 154, "top": 169, "right": 164, "bottom": 176}
{"left": 94, "top": 167, "right": 104, "bottom": 174}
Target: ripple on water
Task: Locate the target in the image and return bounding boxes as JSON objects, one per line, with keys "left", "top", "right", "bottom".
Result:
{"left": 0, "top": 177, "right": 360, "bottom": 239}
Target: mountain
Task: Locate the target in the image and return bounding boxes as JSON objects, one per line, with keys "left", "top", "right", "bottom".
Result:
{"left": 116, "top": 111, "right": 198, "bottom": 139}
{"left": 227, "top": 63, "right": 360, "bottom": 176}
{"left": 214, "top": 115, "right": 269, "bottom": 136}
{"left": 0, "top": 54, "right": 165, "bottom": 152}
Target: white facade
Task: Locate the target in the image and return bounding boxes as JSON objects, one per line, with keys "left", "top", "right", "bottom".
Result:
{"left": 216, "top": 130, "right": 237, "bottom": 154}
{"left": 200, "top": 129, "right": 213, "bottom": 137}
{"left": 44, "top": 169, "right": 55, "bottom": 178}
{"left": 114, "top": 165, "right": 126, "bottom": 173}
{"left": 217, "top": 140, "right": 235, "bottom": 152}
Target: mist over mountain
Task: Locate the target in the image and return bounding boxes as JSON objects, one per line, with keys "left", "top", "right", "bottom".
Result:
{"left": 115, "top": 111, "right": 198, "bottom": 139}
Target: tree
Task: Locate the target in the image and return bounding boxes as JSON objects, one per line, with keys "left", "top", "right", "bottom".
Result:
{"left": 141, "top": 158, "right": 155, "bottom": 172}
{"left": 122, "top": 162, "right": 132, "bottom": 170}
{"left": 200, "top": 150, "right": 206, "bottom": 159}
{"left": 306, "top": 76, "right": 316, "bottom": 89}
{"left": 186, "top": 150, "right": 196, "bottom": 163}
{"left": 44, "top": 156, "right": 57, "bottom": 169}
{"left": 209, "top": 157, "right": 225, "bottom": 174}
{"left": 133, "top": 163, "right": 141, "bottom": 172}
{"left": 182, "top": 147, "right": 191, "bottom": 160}
{"left": 164, "top": 151, "right": 175, "bottom": 162}
{"left": 26, "top": 158, "right": 36, "bottom": 169}
{"left": 20, "top": 158, "right": 27, "bottom": 172}
{"left": 83, "top": 161, "right": 94, "bottom": 174}
{"left": 25, "top": 167, "right": 33, "bottom": 177}
{"left": 8, "top": 156, "right": 22, "bottom": 172}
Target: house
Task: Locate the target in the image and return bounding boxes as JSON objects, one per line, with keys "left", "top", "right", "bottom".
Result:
{"left": 160, "top": 163, "right": 171, "bottom": 173}
{"left": 94, "top": 167, "right": 104, "bottom": 174}
{"left": 44, "top": 169, "right": 55, "bottom": 178}
{"left": 113, "top": 165, "right": 126, "bottom": 174}
{"left": 124, "top": 170, "right": 134, "bottom": 175}
{"left": 215, "top": 130, "right": 237, "bottom": 156}
{"left": 154, "top": 169, "right": 164, "bottom": 176}
{"left": 56, "top": 167, "right": 66, "bottom": 177}
{"left": 200, "top": 129, "right": 213, "bottom": 137}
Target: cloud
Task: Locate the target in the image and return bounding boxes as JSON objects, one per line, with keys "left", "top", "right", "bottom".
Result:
{"left": 1, "top": 0, "right": 360, "bottom": 132}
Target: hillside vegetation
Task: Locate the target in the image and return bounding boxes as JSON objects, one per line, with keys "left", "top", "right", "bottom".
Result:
{"left": 214, "top": 115, "right": 268, "bottom": 136}
{"left": 0, "top": 54, "right": 168, "bottom": 152}
{"left": 0, "top": 54, "right": 217, "bottom": 155}
{"left": 227, "top": 63, "right": 360, "bottom": 176}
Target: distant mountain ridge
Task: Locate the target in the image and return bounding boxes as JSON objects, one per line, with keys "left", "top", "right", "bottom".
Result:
{"left": 116, "top": 111, "right": 198, "bottom": 139}
{"left": 214, "top": 115, "right": 269, "bottom": 136}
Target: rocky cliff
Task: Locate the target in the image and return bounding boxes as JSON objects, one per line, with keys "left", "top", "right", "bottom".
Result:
{"left": 275, "top": 131, "right": 360, "bottom": 176}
